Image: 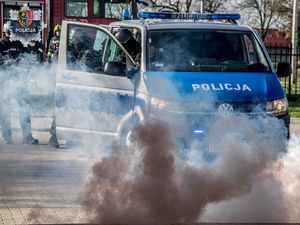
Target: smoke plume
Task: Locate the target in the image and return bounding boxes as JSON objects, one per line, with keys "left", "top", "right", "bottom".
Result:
{"left": 82, "top": 114, "right": 288, "bottom": 223}
{"left": 5, "top": 51, "right": 295, "bottom": 224}
{"left": 200, "top": 136, "right": 300, "bottom": 222}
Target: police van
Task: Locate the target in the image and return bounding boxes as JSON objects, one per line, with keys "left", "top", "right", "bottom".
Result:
{"left": 55, "top": 11, "right": 291, "bottom": 147}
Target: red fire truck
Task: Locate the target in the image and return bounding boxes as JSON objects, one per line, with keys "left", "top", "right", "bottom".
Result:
{"left": 0, "top": 0, "right": 129, "bottom": 55}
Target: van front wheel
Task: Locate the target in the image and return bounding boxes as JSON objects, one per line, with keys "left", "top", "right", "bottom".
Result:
{"left": 119, "top": 117, "right": 140, "bottom": 148}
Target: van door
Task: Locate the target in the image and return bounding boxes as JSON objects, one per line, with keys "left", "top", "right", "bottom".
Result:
{"left": 56, "top": 21, "right": 135, "bottom": 144}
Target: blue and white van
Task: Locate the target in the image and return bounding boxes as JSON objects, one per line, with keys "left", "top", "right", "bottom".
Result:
{"left": 55, "top": 11, "right": 291, "bottom": 147}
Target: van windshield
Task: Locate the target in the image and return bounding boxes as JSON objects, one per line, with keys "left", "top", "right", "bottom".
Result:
{"left": 147, "top": 29, "right": 271, "bottom": 72}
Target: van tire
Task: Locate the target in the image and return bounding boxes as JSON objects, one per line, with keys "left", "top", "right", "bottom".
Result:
{"left": 119, "top": 115, "right": 140, "bottom": 148}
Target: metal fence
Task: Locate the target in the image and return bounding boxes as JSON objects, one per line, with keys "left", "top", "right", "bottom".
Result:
{"left": 266, "top": 43, "right": 300, "bottom": 100}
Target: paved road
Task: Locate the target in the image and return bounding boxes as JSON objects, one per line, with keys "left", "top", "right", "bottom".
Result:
{"left": 0, "top": 116, "right": 299, "bottom": 224}
{"left": 0, "top": 145, "right": 90, "bottom": 224}
{"left": 0, "top": 116, "right": 95, "bottom": 224}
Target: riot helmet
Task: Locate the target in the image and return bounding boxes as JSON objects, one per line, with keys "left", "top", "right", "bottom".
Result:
{"left": 115, "top": 28, "right": 133, "bottom": 44}
{"left": 115, "top": 28, "right": 140, "bottom": 56}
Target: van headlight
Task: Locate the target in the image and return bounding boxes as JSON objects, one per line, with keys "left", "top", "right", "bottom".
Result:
{"left": 266, "top": 97, "right": 288, "bottom": 116}
{"left": 150, "top": 97, "right": 169, "bottom": 110}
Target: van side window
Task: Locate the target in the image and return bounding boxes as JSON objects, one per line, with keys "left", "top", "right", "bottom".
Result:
{"left": 244, "top": 35, "right": 256, "bottom": 63}
{"left": 67, "top": 25, "right": 105, "bottom": 73}
{"left": 243, "top": 34, "right": 269, "bottom": 71}
{"left": 101, "top": 38, "right": 127, "bottom": 77}
{"left": 67, "top": 24, "right": 127, "bottom": 76}
{"left": 104, "top": 39, "right": 125, "bottom": 63}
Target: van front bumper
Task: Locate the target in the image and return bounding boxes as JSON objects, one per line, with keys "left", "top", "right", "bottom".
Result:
{"left": 148, "top": 110, "right": 291, "bottom": 141}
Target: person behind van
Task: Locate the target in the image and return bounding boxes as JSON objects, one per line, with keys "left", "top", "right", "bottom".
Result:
{"left": 46, "top": 25, "right": 61, "bottom": 148}
{"left": 0, "top": 28, "right": 39, "bottom": 144}
{"left": 68, "top": 28, "right": 91, "bottom": 62}
{"left": 47, "top": 24, "right": 61, "bottom": 63}
{"left": 68, "top": 28, "right": 102, "bottom": 72}
{"left": 115, "top": 28, "right": 141, "bottom": 62}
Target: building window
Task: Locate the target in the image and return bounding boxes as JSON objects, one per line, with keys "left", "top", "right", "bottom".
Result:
{"left": 104, "top": 0, "right": 127, "bottom": 19}
{"left": 65, "top": 0, "right": 88, "bottom": 17}
{"left": 93, "top": 0, "right": 101, "bottom": 17}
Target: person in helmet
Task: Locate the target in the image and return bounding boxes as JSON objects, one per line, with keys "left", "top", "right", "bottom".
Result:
{"left": 0, "top": 28, "right": 39, "bottom": 144}
{"left": 114, "top": 28, "right": 141, "bottom": 62}
{"left": 46, "top": 25, "right": 62, "bottom": 147}
{"left": 47, "top": 24, "right": 61, "bottom": 63}
{"left": 28, "top": 40, "right": 44, "bottom": 63}
{"left": 0, "top": 28, "right": 25, "bottom": 60}
{"left": 67, "top": 27, "right": 102, "bottom": 72}
{"left": 68, "top": 27, "right": 92, "bottom": 62}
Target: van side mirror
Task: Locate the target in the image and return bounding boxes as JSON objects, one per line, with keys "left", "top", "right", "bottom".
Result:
{"left": 104, "top": 61, "right": 126, "bottom": 76}
{"left": 126, "top": 67, "right": 138, "bottom": 79}
{"left": 277, "top": 62, "right": 292, "bottom": 78}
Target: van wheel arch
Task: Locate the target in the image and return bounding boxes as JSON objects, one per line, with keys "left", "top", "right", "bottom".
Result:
{"left": 118, "top": 114, "right": 142, "bottom": 146}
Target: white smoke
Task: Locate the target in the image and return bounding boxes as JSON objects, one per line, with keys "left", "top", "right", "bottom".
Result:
{"left": 200, "top": 135, "right": 300, "bottom": 222}
{"left": 2, "top": 47, "right": 295, "bottom": 224}
{"left": 15, "top": 55, "right": 300, "bottom": 223}
{"left": 81, "top": 112, "right": 296, "bottom": 223}
{"left": 0, "top": 54, "right": 54, "bottom": 143}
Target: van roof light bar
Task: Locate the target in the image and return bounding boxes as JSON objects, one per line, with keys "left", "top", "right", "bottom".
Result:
{"left": 137, "top": 11, "right": 241, "bottom": 21}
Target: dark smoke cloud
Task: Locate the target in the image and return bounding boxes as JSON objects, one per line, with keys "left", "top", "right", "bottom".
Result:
{"left": 82, "top": 115, "right": 287, "bottom": 224}
{"left": 27, "top": 208, "right": 44, "bottom": 224}
{"left": 82, "top": 120, "right": 180, "bottom": 223}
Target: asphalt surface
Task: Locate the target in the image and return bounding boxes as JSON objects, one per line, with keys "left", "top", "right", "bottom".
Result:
{"left": 0, "top": 116, "right": 299, "bottom": 224}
